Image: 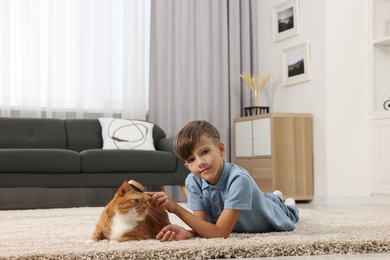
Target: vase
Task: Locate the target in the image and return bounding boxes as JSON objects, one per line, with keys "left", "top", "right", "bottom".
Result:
{"left": 251, "top": 90, "right": 260, "bottom": 107}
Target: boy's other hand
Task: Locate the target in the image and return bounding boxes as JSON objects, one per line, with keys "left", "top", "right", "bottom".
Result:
{"left": 156, "top": 224, "right": 192, "bottom": 241}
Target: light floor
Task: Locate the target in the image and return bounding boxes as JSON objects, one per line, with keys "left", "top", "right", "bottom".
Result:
{"left": 253, "top": 203, "right": 390, "bottom": 260}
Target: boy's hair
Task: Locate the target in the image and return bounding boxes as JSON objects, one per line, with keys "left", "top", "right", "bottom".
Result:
{"left": 173, "top": 120, "right": 220, "bottom": 160}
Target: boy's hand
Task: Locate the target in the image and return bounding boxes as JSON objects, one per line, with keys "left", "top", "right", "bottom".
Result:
{"left": 156, "top": 224, "right": 193, "bottom": 241}
{"left": 145, "top": 191, "right": 177, "bottom": 213}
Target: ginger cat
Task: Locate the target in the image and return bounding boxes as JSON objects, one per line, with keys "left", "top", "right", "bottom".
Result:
{"left": 91, "top": 180, "right": 170, "bottom": 241}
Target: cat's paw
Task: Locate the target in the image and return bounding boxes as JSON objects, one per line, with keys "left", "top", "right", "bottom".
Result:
{"left": 85, "top": 239, "right": 97, "bottom": 244}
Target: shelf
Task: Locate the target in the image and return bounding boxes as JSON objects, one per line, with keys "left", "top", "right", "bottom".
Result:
{"left": 373, "top": 36, "right": 390, "bottom": 46}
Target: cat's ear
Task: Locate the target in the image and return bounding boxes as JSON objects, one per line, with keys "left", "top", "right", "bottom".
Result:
{"left": 117, "top": 180, "right": 130, "bottom": 196}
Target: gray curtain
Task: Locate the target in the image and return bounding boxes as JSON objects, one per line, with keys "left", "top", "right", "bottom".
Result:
{"left": 149, "top": 0, "right": 258, "bottom": 161}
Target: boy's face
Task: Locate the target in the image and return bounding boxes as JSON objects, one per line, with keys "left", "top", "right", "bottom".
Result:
{"left": 184, "top": 135, "right": 225, "bottom": 185}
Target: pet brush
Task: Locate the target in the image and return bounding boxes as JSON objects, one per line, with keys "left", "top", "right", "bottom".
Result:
{"left": 128, "top": 180, "right": 144, "bottom": 193}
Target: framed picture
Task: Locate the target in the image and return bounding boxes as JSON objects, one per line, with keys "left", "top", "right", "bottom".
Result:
{"left": 272, "top": 0, "right": 300, "bottom": 42}
{"left": 281, "top": 42, "right": 311, "bottom": 86}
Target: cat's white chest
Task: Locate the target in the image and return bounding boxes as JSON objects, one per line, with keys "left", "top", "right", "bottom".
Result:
{"left": 110, "top": 209, "right": 144, "bottom": 241}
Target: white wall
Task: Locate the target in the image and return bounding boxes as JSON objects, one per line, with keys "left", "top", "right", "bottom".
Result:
{"left": 258, "top": 0, "right": 371, "bottom": 204}
{"left": 324, "top": 0, "right": 371, "bottom": 203}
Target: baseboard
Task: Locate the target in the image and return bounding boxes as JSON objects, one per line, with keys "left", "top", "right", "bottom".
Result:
{"left": 311, "top": 195, "right": 374, "bottom": 205}
{"left": 372, "top": 194, "right": 390, "bottom": 204}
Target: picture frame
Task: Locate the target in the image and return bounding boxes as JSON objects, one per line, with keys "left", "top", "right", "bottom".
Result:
{"left": 281, "top": 42, "right": 311, "bottom": 86}
{"left": 272, "top": 0, "right": 300, "bottom": 42}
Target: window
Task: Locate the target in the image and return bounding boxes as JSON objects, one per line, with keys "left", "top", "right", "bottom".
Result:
{"left": 0, "top": 0, "right": 151, "bottom": 119}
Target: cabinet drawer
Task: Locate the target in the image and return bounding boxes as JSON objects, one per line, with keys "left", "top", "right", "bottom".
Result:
{"left": 235, "top": 158, "right": 253, "bottom": 173}
{"left": 253, "top": 158, "right": 272, "bottom": 177}
{"left": 252, "top": 158, "right": 273, "bottom": 192}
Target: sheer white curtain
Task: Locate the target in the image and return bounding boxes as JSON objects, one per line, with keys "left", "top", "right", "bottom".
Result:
{"left": 0, "top": 0, "right": 150, "bottom": 119}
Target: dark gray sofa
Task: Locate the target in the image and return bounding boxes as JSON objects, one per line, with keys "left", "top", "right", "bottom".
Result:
{"left": 0, "top": 117, "right": 189, "bottom": 208}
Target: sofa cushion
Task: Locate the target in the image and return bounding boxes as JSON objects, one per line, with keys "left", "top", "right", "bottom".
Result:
{"left": 65, "top": 119, "right": 103, "bottom": 152}
{"left": 152, "top": 124, "right": 166, "bottom": 149}
{"left": 98, "top": 118, "right": 155, "bottom": 150}
{"left": 81, "top": 149, "right": 176, "bottom": 173}
{"left": 0, "top": 149, "right": 81, "bottom": 173}
{"left": 0, "top": 118, "right": 67, "bottom": 149}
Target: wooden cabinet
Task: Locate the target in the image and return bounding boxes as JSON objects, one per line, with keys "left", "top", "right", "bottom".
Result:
{"left": 233, "top": 113, "right": 313, "bottom": 201}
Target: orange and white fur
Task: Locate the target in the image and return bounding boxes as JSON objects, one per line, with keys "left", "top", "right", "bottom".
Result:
{"left": 91, "top": 181, "right": 170, "bottom": 241}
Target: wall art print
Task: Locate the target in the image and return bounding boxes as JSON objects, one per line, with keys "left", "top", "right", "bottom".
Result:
{"left": 272, "top": 0, "right": 300, "bottom": 42}
{"left": 281, "top": 42, "right": 311, "bottom": 86}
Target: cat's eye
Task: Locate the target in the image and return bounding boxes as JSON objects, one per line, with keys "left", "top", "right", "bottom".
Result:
{"left": 133, "top": 199, "right": 140, "bottom": 203}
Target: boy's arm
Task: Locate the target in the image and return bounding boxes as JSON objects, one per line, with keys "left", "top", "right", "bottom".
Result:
{"left": 146, "top": 191, "right": 240, "bottom": 239}
{"left": 193, "top": 210, "right": 208, "bottom": 221}
{"left": 157, "top": 208, "right": 239, "bottom": 241}
{"left": 173, "top": 206, "right": 240, "bottom": 238}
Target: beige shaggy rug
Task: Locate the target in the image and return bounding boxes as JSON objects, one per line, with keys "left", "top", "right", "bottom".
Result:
{"left": 0, "top": 205, "right": 390, "bottom": 259}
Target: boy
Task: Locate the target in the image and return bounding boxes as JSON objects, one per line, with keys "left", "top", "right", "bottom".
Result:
{"left": 147, "top": 120, "right": 299, "bottom": 241}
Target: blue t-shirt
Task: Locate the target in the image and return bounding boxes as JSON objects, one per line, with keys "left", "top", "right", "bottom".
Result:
{"left": 186, "top": 162, "right": 299, "bottom": 233}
